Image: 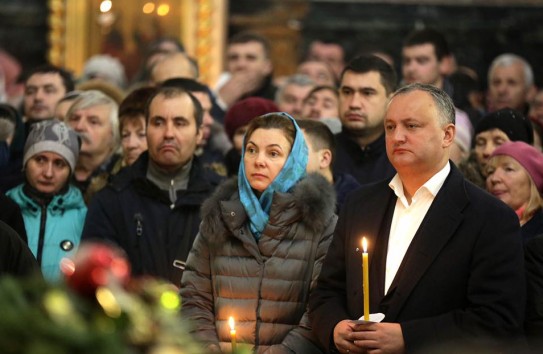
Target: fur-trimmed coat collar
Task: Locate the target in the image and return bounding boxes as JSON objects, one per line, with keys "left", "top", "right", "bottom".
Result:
{"left": 200, "top": 173, "right": 336, "bottom": 239}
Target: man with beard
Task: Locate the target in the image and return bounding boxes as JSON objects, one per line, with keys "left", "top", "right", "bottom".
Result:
{"left": 82, "top": 86, "right": 222, "bottom": 286}
{"left": 65, "top": 90, "right": 120, "bottom": 202}
{"left": 333, "top": 55, "right": 397, "bottom": 185}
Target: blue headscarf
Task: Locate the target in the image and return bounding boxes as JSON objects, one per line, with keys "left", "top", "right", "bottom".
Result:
{"left": 238, "top": 112, "right": 308, "bottom": 239}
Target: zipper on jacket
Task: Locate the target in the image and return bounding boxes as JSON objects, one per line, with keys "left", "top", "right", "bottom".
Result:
{"left": 36, "top": 204, "right": 47, "bottom": 265}
{"left": 134, "top": 213, "right": 143, "bottom": 237}
{"left": 169, "top": 179, "right": 176, "bottom": 209}
{"left": 134, "top": 213, "right": 144, "bottom": 275}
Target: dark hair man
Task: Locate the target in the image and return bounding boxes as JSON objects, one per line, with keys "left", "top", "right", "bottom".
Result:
{"left": 23, "top": 64, "right": 74, "bottom": 123}
{"left": 82, "top": 86, "right": 223, "bottom": 285}
{"left": 214, "top": 32, "right": 276, "bottom": 110}
{"left": 402, "top": 28, "right": 454, "bottom": 95}
{"left": 333, "top": 55, "right": 397, "bottom": 185}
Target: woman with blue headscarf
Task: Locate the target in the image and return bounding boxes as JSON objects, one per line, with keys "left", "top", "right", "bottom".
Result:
{"left": 181, "top": 113, "right": 337, "bottom": 353}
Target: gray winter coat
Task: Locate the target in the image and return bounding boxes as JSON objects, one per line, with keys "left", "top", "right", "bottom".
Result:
{"left": 180, "top": 174, "right": 337, "bottom": 353}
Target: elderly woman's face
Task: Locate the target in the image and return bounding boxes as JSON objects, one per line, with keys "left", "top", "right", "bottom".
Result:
{"left": 26, "top": 151, "right": 70, "bottom": 195}
{"left": 474, "top": 128, "right": 510, "bottom": 174}
{"left": 243, "top": 128, "right": 292, "bottom": 193}
{"left": 486, "top": 156, "right": 532, "bottom": 211}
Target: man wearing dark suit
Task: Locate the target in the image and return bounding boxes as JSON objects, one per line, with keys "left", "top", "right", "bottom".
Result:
{"left": 309, "top": 83, "right": 526, "bottom": 353}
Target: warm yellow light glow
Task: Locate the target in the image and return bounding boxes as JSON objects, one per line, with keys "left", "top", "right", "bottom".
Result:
{"left": 229, "top": 316, "right": 235, "bottom": 331}
{"left": 142, "top": 2, "right": 155, "bottom": 14}
{"left": 362, "top": 237, "right": 368, "bottom": 253}
{"left": 157, "top": 4, "right": 170, "bottom": 16}
{"left": 160, "top": 290, "right": 181, "bottom": 311}
{"left": 100, "top": 0, "right": 112, "bottom": 13}
{"left": 96, "top": 287, "right": 121, "bottom": 318}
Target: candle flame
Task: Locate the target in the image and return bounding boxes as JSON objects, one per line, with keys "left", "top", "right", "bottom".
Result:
{"left": 362, "top": 237, "right": 368, "bottom": 253}
{"left": 229, "top": 316, "right": 235, "bottom": 331}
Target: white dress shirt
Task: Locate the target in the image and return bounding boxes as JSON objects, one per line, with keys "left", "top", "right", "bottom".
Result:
{"left": 385, "top": 162, "right": 451, "bottom": 294}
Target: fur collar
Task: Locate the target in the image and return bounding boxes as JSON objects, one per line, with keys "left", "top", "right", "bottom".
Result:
{"left": 200, "top": 173, "right": 336, "bottom": 237}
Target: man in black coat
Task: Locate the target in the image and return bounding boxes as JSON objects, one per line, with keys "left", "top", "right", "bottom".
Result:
{"left": 0, "top": 220, "right": 39, "bottom": 277}
{"left": 332, "top": 55, "right": 397, "bottom": 186}
{"left": 0, "top": 192, "right": 27, "bottom": 243}
{"left": 310, "top": 83, "right": 526, "bottom": 353}
{"left": 525, "top": 234, "right": 543, "bottom": 351}
{"left": 82, "top": 86, "right": 222, "bottom": 286}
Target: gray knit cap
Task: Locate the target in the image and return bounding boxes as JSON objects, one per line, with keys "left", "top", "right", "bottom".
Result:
{"left": 23, "top": 120, "right": 81, "bottom": 172}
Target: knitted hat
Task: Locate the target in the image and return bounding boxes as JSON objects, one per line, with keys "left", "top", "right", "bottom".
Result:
{"left": 474, "top": 108, "right": 533, "bottom": 145}
{"left": 491, "top": 141, "right": 543, "bottom": 193}
{"left": 224, "top": 97, "right": 279, "bottom": 141}
{"left": 23, "top": 120, "right": 81, "bottom": 172}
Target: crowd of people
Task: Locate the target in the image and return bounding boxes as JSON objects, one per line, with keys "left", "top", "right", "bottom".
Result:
{"left": 1, "top": 26, "right": 543, "bottom": 353}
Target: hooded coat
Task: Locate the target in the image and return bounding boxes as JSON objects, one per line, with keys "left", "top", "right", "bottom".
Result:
{"left": 180, "top": 174, "right": 337, "bottom": 353}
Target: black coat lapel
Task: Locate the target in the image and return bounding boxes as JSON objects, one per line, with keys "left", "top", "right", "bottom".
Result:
{"left": 382, "top": 166, "right": 469, "bottom": 321}
{"left": 347, "top": 182, "right": 396, "bottom": 317}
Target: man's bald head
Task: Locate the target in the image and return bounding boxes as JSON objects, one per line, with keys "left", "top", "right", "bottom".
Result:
{"left": 150, "top": 52, "right": 198, "bottom": 84}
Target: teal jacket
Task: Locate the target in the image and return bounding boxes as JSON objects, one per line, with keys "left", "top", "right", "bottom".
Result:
{"left": 7, "top": 185, "right": 87, "bottom": 281}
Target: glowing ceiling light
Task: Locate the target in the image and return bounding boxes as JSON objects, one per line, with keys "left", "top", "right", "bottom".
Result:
{"left": 157, "top": 4, "right": 170, "bottom": 16}
{"left": 100, "top": 0, "right": 112, "bottom": 13}
{"left": 143, "top": 2, "right": 155, "bottom": 14}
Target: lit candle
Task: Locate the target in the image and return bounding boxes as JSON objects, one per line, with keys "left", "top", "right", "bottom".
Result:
{"left": 229, "top": 316, "right": 237, "bottom": 353}
{"left": 362, "top": 237, "right": 369, "bottom": 321}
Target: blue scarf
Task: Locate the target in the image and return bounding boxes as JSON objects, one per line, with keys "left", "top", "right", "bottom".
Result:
{"left": 238, "top": 113, "right": 308, "bottom": 239}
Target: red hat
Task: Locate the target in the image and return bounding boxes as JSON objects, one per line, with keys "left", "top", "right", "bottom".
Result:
{"left": 224, "top": 97, "right": 279, "bottom": 141}
{"left": 491, "top": 141, "right": 543, "bottom": 193}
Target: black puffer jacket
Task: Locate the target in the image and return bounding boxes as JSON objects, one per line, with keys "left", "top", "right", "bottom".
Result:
{"left": 82, "top": 152, "right": 222, "bottom": 285}
{"left": 180, "top": 174, "right": 337, "bottom": 354}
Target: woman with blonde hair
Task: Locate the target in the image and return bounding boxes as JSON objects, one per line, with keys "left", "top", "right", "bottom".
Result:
{"left": 486, "top": 141, "right": 543, "bottom": 242}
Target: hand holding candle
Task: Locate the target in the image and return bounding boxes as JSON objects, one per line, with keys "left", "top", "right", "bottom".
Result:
{"left": 362, "top": 237, "right": 369, "bottom": 321}
{"left": 229, "top": 316, "right": 237, "bottom": 353}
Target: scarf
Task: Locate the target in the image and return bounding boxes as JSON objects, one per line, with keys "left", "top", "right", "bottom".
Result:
{"left": 238, "top": 113, "right": 308, "bottom": 239}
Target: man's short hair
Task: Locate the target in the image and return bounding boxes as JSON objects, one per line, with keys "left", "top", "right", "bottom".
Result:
{"left": 488, "top": 53, "right": 534, "bottom": 88}
{"left": 340, "top": 55, "right": 397, "bottom": 95}
{"left": 23, "top": 64, "right": 75, "bottom": 93}
{"left": 66, "top": 90, "right": 120, "bottom": 148}
{"left": 228, "top": 31, "right": 271, "bottom": 58}
{"left": 390, "top": 83, "right": 455, "bottom": 126}
{"left": 305, "top": 38, "right": 346, "bottom": 62}
{"left": 403, "top": 28, "right": 451, "bottom": 61}
{"left": 145, "top": 86, "right": 203, "bottom": 130}
{"left": 146, "top": 36, "right": 185, "bottom": 56}
{"left": 297, "top": 119, "right": 336, "bottom": 165}
{"left": 161, "top": 77, "right": 209, "bottom": 94}
{"left": 275, "top": 74, "right": 315, "bottom": 102}
{"left": 304, "top": 85, "right": 339, "bottom": 103}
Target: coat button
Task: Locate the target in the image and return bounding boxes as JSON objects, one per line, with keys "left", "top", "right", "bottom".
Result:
{"left": 230, "top": 212, "right": 235, "bottom": 216}
{"left": 60, "top": 240, "right": 74, "bottom": 251}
